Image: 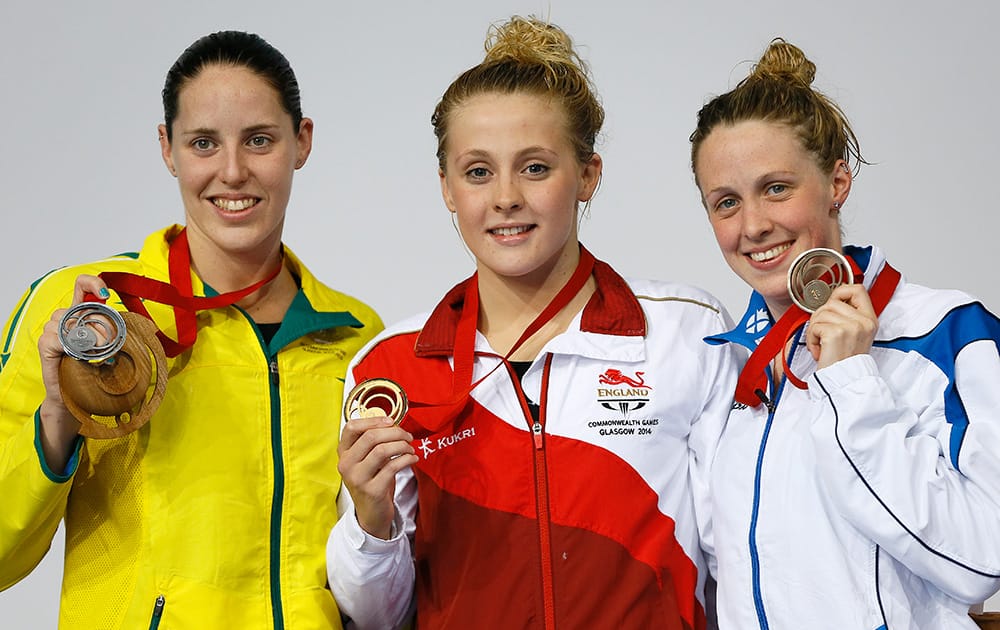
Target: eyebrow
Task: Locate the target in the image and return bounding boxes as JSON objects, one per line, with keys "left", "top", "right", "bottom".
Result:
{"left": 704, "top": 171, "right": 798, "bottom": 198}
{"left": 454, "top": 145, "right": 560, "bottom": 163}
{"left": 517, "top": 145, "right": 558, "bottom": 157}
{"left": 177, "top": 123, "right": 282, "bottom": 137}
{"left": 703, "top": 185, "right": 734, "bottom": 200}
{"left": 454, "top": 149, "right": 489, "bottom": 161}
{"left": 757, "top": 170, "right": 796, "bottom": 183}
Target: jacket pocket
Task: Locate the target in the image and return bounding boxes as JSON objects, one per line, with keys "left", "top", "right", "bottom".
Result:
{"left": 148, "top": 595, "right": 165, "bottom": 630}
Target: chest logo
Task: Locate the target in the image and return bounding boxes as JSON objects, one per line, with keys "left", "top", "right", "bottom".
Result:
{"left": 413, "top": 427, "right": 478, "bottom": 460}
{"left": 745, "top": 307, "right": 770, "bottom": 344}
{"left": 598, "top": 369, "right": 648, "bottom": 388}
{"left": 589, "top": 368, "right": 660, "bottom": 437}
{"left": 596, "top": 369, "right": 652, "bottom": 415}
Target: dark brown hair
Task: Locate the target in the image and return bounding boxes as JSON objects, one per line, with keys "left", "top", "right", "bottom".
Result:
{"left": 162, "top": 31, "right": 302, "bottom": 140}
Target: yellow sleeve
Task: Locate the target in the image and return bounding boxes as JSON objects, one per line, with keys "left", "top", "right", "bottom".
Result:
{"left": 0, "top": 274, "right": 80, "bottom": 591}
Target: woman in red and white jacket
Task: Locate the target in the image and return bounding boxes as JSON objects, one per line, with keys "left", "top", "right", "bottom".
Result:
{"left": 327, "top": 15, "right": 740, "bottom": 630}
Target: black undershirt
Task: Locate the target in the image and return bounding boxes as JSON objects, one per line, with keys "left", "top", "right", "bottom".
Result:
{"left": 257, "top": 322, "right": 281, "bottom": 346}
{"left": 253, "top": 270, "right": 301, "bottom": 347}
{"left": 508, "top": 360, "right": 541, "bottom": 423}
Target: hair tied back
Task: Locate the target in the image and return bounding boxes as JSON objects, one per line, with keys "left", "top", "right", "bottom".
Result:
{"left": 751, "top": 38, "right": 816, "bottom": 88}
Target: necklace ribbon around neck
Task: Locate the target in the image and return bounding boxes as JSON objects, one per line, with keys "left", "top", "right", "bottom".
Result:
{"left": 402, "top": 246, "right": 596, "bottom": 435}
{"left": 89, "top": 228, "right": 284, "bottom": 357}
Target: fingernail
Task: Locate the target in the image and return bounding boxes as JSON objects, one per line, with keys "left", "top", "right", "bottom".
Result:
{"left": 98, "top": 288, "right": 110, "bottom": 299}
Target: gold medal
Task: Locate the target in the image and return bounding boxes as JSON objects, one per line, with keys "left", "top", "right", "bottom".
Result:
{"left": 343, "top": 378, "right": 408, "bottom": 424}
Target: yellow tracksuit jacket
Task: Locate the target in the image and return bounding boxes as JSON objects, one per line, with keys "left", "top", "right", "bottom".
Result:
{"left": 0, "top": 225, "right": 383, "bottom": 629}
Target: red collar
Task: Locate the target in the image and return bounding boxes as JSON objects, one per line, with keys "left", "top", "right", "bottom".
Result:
{"left": 413, "top": 256, "right": 646, "bottom": 358}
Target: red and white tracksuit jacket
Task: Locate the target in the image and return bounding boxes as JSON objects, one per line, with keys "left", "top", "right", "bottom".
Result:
{"left": 328, "top": 258, "right": 740, "bottom": 629}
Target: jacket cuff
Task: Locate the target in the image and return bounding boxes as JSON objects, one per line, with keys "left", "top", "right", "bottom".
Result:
{"left": 33, "top": 408, "right": 83, "bottom": 483}
{"left": 808, "top": 354, "right": 878, "bottom": 401}
{"left": 344, "top": 505, "right": 407, "bottom": 553}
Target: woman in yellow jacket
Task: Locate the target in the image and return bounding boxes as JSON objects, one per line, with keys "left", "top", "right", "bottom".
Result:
{"left": 0, "top": 31, "right": 382, "bottom": 629}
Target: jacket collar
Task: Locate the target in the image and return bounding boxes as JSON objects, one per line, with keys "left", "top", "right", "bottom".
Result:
{"left": 414, "top": 255, "right": 646, "bottom": 358}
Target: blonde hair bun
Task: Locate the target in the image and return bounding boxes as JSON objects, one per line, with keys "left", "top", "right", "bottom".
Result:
{"left": 432, "top": 15, "right": 604, "bottom": 168}
{"left": 484, "top": 15, "right": 584, "bottom": 72}
{"left": 751, "top": 38, "right": 816, "bottom": 88}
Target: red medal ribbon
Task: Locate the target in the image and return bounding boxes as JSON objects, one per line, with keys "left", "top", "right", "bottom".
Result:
{"left": 94, "top": 228, "right": 283, "bottom": 357}
{"left": 402, "top": 246, "right": 596, "bottom": 435}
{"left": 734, "top": 257, "right": 901, "bottom": 408}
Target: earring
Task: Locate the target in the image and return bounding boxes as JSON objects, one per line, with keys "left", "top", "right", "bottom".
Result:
{"left": 832, "top": 201, "right": 841, "bottom": 210}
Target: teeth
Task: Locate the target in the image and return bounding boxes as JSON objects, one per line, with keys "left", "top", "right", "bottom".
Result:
{"left": 213, "top": 198, "right": 257, "bottom": 211}
{"left": 749, "top": 243, "right": 791, "bottom": 262}
{"left": 492, "top": 226, "right": 529, "bottom": 236}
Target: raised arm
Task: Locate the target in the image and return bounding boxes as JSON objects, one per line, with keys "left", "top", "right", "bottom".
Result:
{"left": 810, "top": 300, "right": 1000, "bottom": 603}
{"left": 0, "top": 273, "right": 107, "bottom": 588}
{"left": 327, "top": 368, "right": 419, "bottom": 629}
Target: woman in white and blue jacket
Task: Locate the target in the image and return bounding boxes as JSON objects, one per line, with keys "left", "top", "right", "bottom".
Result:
{"left": 688, "top": 38, "right": 1000, "bottom": 629}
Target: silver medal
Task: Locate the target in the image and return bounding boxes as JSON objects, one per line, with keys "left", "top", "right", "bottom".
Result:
{"left": 58, "top": 302, "right": 128, "bottom": 362}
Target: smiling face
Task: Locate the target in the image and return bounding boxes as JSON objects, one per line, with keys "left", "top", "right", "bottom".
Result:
{"left": 439, "top": 92, "right": 601, "bottom": 288}
{"left": 694, "top": 120, "right": 851, "bottom": 317}
{"left": 158, "top": 63, "right": 313, "bottom": 270}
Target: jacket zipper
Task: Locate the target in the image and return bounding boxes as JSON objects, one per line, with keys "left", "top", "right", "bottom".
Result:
{"left": 148, "top": 595, "right": 165, "bottom": 630}
{"left": 245, "top": 313, "right": 287, "bottom": 630}
{"left": 748, "top": 394, "right": 777, "bottom": 630}
{"left": 748, "top": 331, "right": 802, "bottom": 629}
{"left": 533, "top": 355, "right": 556, "bottom": 628}
{"left": 267, "top": 356, "right": 286, "bottom": 630}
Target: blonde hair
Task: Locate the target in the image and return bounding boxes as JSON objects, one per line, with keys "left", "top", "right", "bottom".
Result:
{"left": 690, "top": 38, "right": 864, "bottom": 180}
{"left": 431, "top": 15, "right": 604, "bottom": 169}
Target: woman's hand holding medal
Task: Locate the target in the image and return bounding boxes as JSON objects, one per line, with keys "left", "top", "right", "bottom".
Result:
{"left": 804, "top": 283, "right": 878, "bottom": 369}
{"left": 338, "top": 379, "right": 418, "bottom": 540}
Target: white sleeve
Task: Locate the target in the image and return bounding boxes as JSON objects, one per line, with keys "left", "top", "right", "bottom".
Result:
{"left": 327, "top": 465, "right": 418, "bottom": 630}
{"left": 809, "top": 345, "right": 1000, "bottom": 604}
{"left": 690, "top": 318, "right": 742, "bottom": 580}
{"left": 326, "top": 354, "right": 420, "bottom": 629}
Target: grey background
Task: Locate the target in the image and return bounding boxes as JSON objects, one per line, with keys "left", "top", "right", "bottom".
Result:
{"left": 2, "top": 0, "right": 998, "bottom": 624}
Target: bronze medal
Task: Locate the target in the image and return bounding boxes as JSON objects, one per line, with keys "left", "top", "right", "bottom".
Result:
{"left": 787, "top": 248, "right": 854, "bottom": 313}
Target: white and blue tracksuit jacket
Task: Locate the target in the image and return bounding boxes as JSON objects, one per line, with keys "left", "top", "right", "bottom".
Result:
{"left": 705, "top": 245, "right": 1000, "bottom": 629}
